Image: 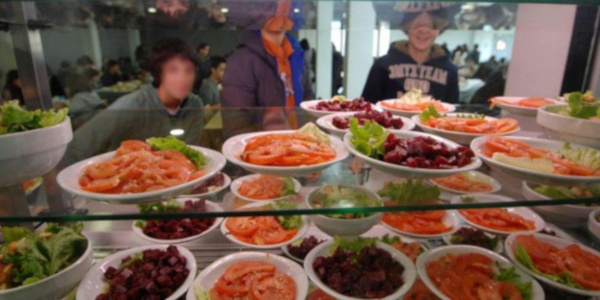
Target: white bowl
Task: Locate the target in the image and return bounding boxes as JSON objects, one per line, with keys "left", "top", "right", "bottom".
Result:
{"left": 222, "top": 130, "right": 349, "bottom": 177}
{"left": 220, "top": 202, "right": 310, "bottom": 249}
{"left": 471, "top": 136, "right": 600, "bottom": 185}
{"left": 304, "top": 240, "right": 417, "bottom": 300}
{"left": 380, "top": 210, "right": 460, "bottom": 238}
{"left": 505, "top": 233, "right": 600, "bottom": 297}
{"left": 588, "top": 208, "right": 600, "bottom": 240}
{"left": 451, "top": 193, "right": 545, "bottom": 235}
{"left": 230, "top": 174, "right": 301, "bottom": 202}
{"left": 77, "top": 245, "right": 196, "bottom": 300}
{"left": 185, "top": 251, "right": 308, "bottom": 300}
{"left": 491, "top": 96, "right": 558, "bottom": 116}
{"left": 376, "top": 99, "right": 456, "bottom": 118}
{"left": 537, "top": 104, "right": 600, "bottom": 149}
{"left": 412, "top": 113, "right": 520, "bottom": 145}
{"left": 442, "top": 224, "right": 504, "bottom": 253}
{"left": 305, "top": 185, "right": 382, "bottom": 236}
{"left": 521, "top": 181, "right": 596, "bottom": 228}
{"left": 57, "top": 145, "right": 226, "bottom": 204}
{"left": 316, "top": 111, "right": 415, "bottom": 139}
{"left": 416, "top": 245, "right": 545, "bottom": 300}
{"left": 300, "top": 99, "right": 376, "bottom": 118}
{"left": 0, "top": 232, "right": 92, "bottom": 300}
{"left": 344, "top": 130, "right": 482, "bottom": 179}
{"left": 178, "top": 172, "right": 231, "bottom": 198}
{"left": 428, "top": 171, "right": 502, "bottom": 194}
{"left": 281, "top": 230, "right": 332, "bottom": 263}
{"left": 132, "top": 199, "right": 224, "bottom": 244}
{"left": 0, "top": 117, "right": 72, "bottom": 187}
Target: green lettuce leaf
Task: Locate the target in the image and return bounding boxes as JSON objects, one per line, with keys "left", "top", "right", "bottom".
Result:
{"left": 146, "top": 136, "right": 205, "bottom": 169}
{"left": 267, "top": 201, "right": 302, "bottom": 230}
{"left": 494, "top": 263, "right": 533, "bottom": 300}
{"left": 557, "top": 143, "right": 600, "bottom": 170}
{"left": 281, "top": 178, "right": 297, "bottom": 196}
{"left": 514, "top": 244, "right": 584, "bottom": 289}
{"left": 138, "top": 198, "right": 183, "bottom": 214}
{"left": 349, "top": 118, "right": 389, "bottom": 159}
{"left": 330, "top": 236, "right": 377, "bottom": 255}
{"left": 419, "top": 104, "right": 442, "bottom": 122}
{"left": 377, "top": 180, "right": 440, "bottom": 206}
{"left": 1, "top": 227, "right": 33, "bottom": 243}
{"left": 0, "top": 101, "right": 68, "bottom": 135}
{"left": 566, "top": 92, "right": 600, "bottom": 119}
{"left": 534, "top": 185, "right": 574, "bottom": 199}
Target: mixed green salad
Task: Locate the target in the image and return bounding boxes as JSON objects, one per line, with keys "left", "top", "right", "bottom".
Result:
{"left": 266, "top": 200, "right": 303, "bottom": 229}
{"left": 0, "top": 223, "right": 87, "bottom": 290}
{"left": 493, "top": 262, "right": 534, "bottom": 300}
{"left": 349, "top": 118, "right": 388, "bottom": 159}
{"left": 309, "top": 184, "right": 381, "bottom": 219}
{"left": 146, "top": 136, "right": 205, "bottom": 169}
{"left": 377, "top": 179, "right": 441, "bottom": 206}
{"left": 419, "top": 104, "right": 485, "bottom": 122}
{"left": 534, "top": 184, "right": 600, "bottom": 204}
{"left": 558, "top": 91, "right": 599, "bottom": 121}
{"left": 0, "top": 101, "right": 68, "bottom": 135}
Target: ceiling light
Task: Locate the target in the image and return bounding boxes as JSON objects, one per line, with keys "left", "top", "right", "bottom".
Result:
{"left": 293, "top": 8, "right": 300, "bottom": 13}
{"left": 147, "top": 7, "right": 157, "bottom": 14}
{"left": 220, "top": 7, "right": 229, "bottom": 13}
{"left": 170, "top": 128, "right": 184, "bottom": 136}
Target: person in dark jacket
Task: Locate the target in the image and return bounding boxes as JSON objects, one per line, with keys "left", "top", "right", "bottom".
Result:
{"left": 362, "top": 10, "right": 459, "bottom": 104}
{"left": 100, "top": 60, "right": 124, "bottom": 87}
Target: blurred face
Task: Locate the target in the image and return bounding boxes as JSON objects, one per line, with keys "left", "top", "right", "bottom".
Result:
{"left": 110, "top": 64, "right": 121, "bottom": 74}
{"left": 90, "top": 75, "right": 100, "bottom": 85}
{"left": 198, "top": 46, "right": 210, "bottom": 57}
{"left": 159, "top": 56, "right": 196, "bottom": 100}
{"left": 408, "top": 13, "right": 439, "bottom": 52}
{"left": 212, "top": 62, "right": 226, "bottom": 82}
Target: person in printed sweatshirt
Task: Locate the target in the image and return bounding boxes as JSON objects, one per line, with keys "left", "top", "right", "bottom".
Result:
{"left": 362, "top": 7, "right": 459, "bottom": 104}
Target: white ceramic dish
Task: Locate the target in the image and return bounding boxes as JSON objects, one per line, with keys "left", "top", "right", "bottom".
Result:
{"left": 0, "top": 117, "right": 72, "bottom": 187}
{"left": 132, "top": 199, "right": 224, "bottom": 244}
{"left": 316, "top": 111, "right": 415, "bottom": 139}
{"left": 300, "top": 99, "right": 376, "bottom": 118}
{"left": 442, "top": 224, "right": 504, "bottom": 253}
{"left": 416, "top": 245, "right": 545, "bottom": 300}
{"left": 521, "top": 181, "right": 596, "bottom": 228}
{"left": 491, "top": 96, "right": 558, "bottom": 116}
{"left": 220, "top": 202, "right": 310, "bottom": 249}
{"left": 451, "top": 193, "right": 545, "bottom": 235}
{"left": 505, "top": 233, "right": 600, "bottom": 297}
{"left": 428, "top": 171, "right": 502, "bottom": 194}
{"left": 304, "top": 240, "right": 417, "bottom": 300}
{"left": 344, "top": 130, "right": 482, "bottom": 179}
{"left": 230, "top": 174, "right": 301, "bottom": 202}
{"left": 185, "top": 252, "right": 308, "bottom": 300}
{"left": 222, "top": 130, "right": 349, "bottom": 177}
{"left": 537, "top": 104, "right": 600, "bottom": 149}
{"left": 0, "top": 233, "right": 92, "bottom": 300}
{"left": 77, "top": 245, "right": 196, "bottom": 300}
{"left": 543, "top": 223, "right": 575, "bottom": 242}
{"left": 412, "top": 113, "right": 520, "bottom": 145}
{"left": 280, "top": 230, "right": 332, "bottom": 263}
{"left": 305, "top": 185, "right": 382, "bottom": 236}
{"left": 380, "top": 210, "right": 460, "bottom": 238}
{"left": 178, "top": 172, "right": 231, "bottom": 198}
{"left": 376, "top": 99, "right": 456, "bottom": 118}
{"left": 57, "top": 146, "right": 226, "bottom": 204}
{"left": 471, "top": 136, "right": 600, "bottom": 185}
{"left": 588, "top": 208, "right": 600, "bottom": 241}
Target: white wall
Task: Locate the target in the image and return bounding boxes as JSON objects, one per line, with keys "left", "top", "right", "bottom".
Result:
{"left": 0, "top": 32, "right": 18, "bottom": 91}
{"left": 505, "top": 4, "right": 576, "bottom": 97}
{"left": 345, "top": 1, "right": 376, "bottom": 98}
{"left": 40, "top": 27, "right": 99, "bottom": 73}
{"left": 590, "top": 38, "right": 600, "bottom": 96}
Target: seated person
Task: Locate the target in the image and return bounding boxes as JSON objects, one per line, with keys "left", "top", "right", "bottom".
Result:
{"left": 68, "top": 68, "right": 105, "bottom": 129}
{"left": 64, "top": 37, "right": 205, "bottom": 165}
{"left": 199, "top": 56, "right": 226, "bottom": 107}
{"left": 100, "top": 60, "right": 124, "bottom": 87}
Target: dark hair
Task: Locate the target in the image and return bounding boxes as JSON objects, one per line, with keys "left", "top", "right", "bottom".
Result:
{"left": 209, "top": 56, "right": 226, "bottom": 70}
{"left": 151, "top": 38, "right": 199, "bottom": 87}
{"left": 197, "top": 42, "right": 209, "bottom": 52}
{"left": 106, "top": 60, "right": 120, "bottom": 69}
{"left": 71, "top": 68, "right": 100, "bottom": 94}
{"left": 4, "top": 70, "right": 23, "bottom": 103}
{"left": 300, "top": 39, "right": 309, "bottom": 51}
{"left": 5, "top": 70, "right": 19, "bottom": 88}
{"left": 76, "top": 55, "right": 94, "bottom": 67}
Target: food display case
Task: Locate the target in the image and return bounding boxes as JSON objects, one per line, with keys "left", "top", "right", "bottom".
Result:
{"left": 1, "top": 0, "right": 600, "bottom": 299}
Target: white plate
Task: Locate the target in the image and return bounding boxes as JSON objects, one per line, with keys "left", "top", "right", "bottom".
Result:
{"left": 505, "top": 233, "right": 600, "bottom": 297}
{"left": 132, "top": 199, "right": 224, "bottom": 244}
{"left": 185, "top": 252, "right": 308, "bottom": 300}
{"left": 300, "top": 99, "right": 376, "bottom": 118}
{"left": 537, "top": 104, "right": 600, "bottom": 149}
{"left": 380, "top": 210, "right": 460, "bottom": 238}
{"left": 428, "top": 171, "right": 502, "bottom": 194}
{"left": 416, "top": 245, "right": 545, "bottom": 300}
{"left": 220, "top": 202, "right": 310, "bottom": 249}
{"left": 521, "top": 181, "right": 596, "bottom": 228}
{"left": 588, "top": 209, "right": 600, "bottom": 240}
{"left": 57, "top": 146, "right": 226, "bottom": 204}
{"left": 178, "top": 172, "right": 231, "bottom": 198}
{"left": 222, "top": 130, "right": 349, "bottom": 177}
{"left": 316, "top": 111, "right": 415, "bottom": 139}
{"left": 491, "top": 96, "right": 559, "bottom": 116}
{"left": 344, "top": 130, "right": 482, "bottom": 179}
{"left": 442, "top": 224, "right": 504, "bottom": 253}
{"left": 471, "top": 136, "right": 600, "bottom": 185}
{"left": 451, "top": 193, "right": 545, "bottom": 235}
{"left": 280, "top": 230, "right": 332, "bottom": 263}
{"left": 77, "top": 245, "right": 196, "bottom": 300}
{"left": 304, "top": 240, "right": 417, "bottom": 300}
{"left": 412, "top": 113, "right": 520, "bottom": 145}
{"left": 230, "top": 174, "right": 301, "bottom": 202}
{"left": 376, "top": 99, "right": 456, "bottom": 118}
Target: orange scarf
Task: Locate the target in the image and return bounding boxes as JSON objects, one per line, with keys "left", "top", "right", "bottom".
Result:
{"left": 263, "top": 37, "right": 295, "bottom": 107}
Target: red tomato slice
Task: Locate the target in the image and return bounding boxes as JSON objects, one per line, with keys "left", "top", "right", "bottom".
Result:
{"left": 223, "top": 261, "right": 276, "bottom": 282}
{"left": 251, "top": 273, "right": 296, "bottom": 300}
{"left": 214, "top": 277, "right": 249, "bottom": 296}
{"left": 307, "top": 289, "right": 336, "bottom": 300}
{"left": 226, "top": 217, "right": 259, "bottom": 237}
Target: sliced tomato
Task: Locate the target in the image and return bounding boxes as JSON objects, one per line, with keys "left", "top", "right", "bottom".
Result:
{"left": 307, "top": 289, "right": 335, "bottom": 300}
{"left": 251, "top": 274, "right": 296, "bottom": 300}
{"left": 214, "top": 277, "right": 249, "bottom": 296}
{"left": 226, "top": 217, "right": 259, "bottom": 237}
{"left": 223, "top": 261, "right": 276, "bottom": 282}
